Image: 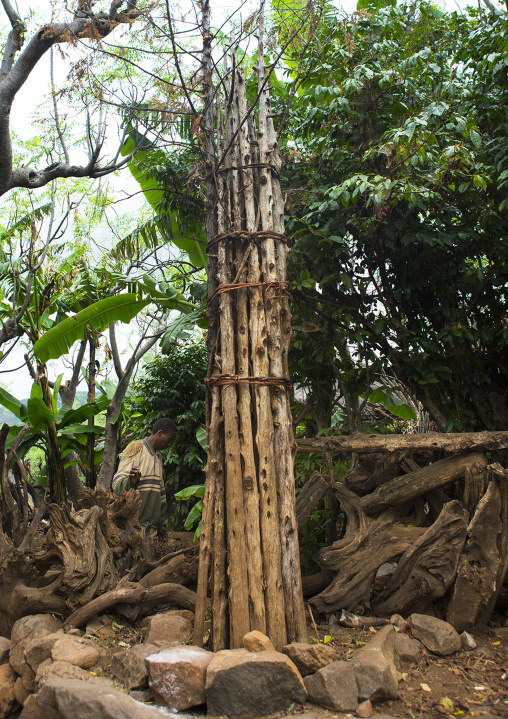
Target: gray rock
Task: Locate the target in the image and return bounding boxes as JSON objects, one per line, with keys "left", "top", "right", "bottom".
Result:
{"left": 351, "top": 625, "right": 399, "bottom": 702}
{"left": 25, "top": 633, "right": 64, "bottom": 675}
{"left": 243, "top": 631, "right": 275, "bottom": 652}
{"left": 393, "top": 633, "right": 422, "bottom": 664}
{"left": 35, "top": 661, "right": 95, "bottom": 691}
{"left": 304, "top": 660, "right": 358, "bottom": 711}
{"left": 409, "top": 614, "right": 461, "bottom": 656}
{"left": 282, "top": 642, "right": 337, "bottom": 677}
{"left": 0, "top": 638, "right": 10, "bottom": 665}
{"left": 356, "top": 699, "right": 373, "bottom": 717}
{"left": 129, "top": 690, "right": 153, "bottom": 703}
{"left": 146, "top": 645, "right": 214, "bottom": 711}
{"left": 14, "top": 676, "right": 30, "bottom": 706}
{"left": 390, "top": 615, "right": 408, "bottom": 631}
{"left": 206, "top": 648, "right": 306, "bottom": 718}
{"left": 10, "top": 615, "right": 63, "bottom": 692}
{"left": 10, "top": 616, "right": 63, "bottom": 648}
{"left": 19, "top": 692, "right": 64, "bottom": 719}
{"left": 374, "top": 564, "right": 396, "bottom": 592}
{"left": 0, "top": 663, "right": 17, "bottom": 718}
{"left": 50, "top": 639, "right": 98, "bottom": 669}
{"left": 144, "top": 615, "right": 192, "bottom": 645}
{"left": 111, "top": 644, "right": 160, "bottom": 690}
{"left": 492, "top": 626, "right": 508, "bottom": 639}
{"left": 461, "top": 632, "right": 477, "bottom": 651}
{"left": 36, "top": 678, "right": 171, "bottom": 719}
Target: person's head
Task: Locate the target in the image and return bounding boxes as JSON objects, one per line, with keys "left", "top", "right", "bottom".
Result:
{"left": 149, "top": 417, "right": 177, "bottom": 450}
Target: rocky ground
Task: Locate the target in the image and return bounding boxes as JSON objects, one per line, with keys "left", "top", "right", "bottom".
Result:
{"left": 0, "top": 606, "right": 507, "bottom": 719}
{"left": 310, "top": 617, "right": 508, "bottom": 719}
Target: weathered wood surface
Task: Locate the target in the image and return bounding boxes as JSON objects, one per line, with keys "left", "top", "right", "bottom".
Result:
{"left": 359, "top": 452, "right": 488, "bottom": 514}
{"left": 375, "top": 500, "right": 468, "bottom": 617}
{"left": 195, "top": 17, "right": 306, "bottom": 652}
{"left": 64, "top": 582, "right": 200, "bottom": 629}
{"left": 297, "top": 431, "right": 508, "bottom": 455}
{"left": 308, "top": 484, "right": 424, "bottom": 614}
{"left": 139, "top": 553, "right": 199, "bottom": 589}
{"left": 310, "top": 511, "right": 424, "bottom": 614}
{"left": 296, "top": 472, "right": 331, "bottom": 531}
{"left": 447, "top": 464, "right": 508, "bottom": 631}
{"left": 301, "top": 570, "right": 334, "bottom": 598}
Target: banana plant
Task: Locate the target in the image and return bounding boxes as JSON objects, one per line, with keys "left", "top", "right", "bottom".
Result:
{"left": 120, "top": 125, "right": 207, "bottom": 269}
{"left": 0, "top": 381, "right": 109, "bottom": 479}
{"left": 173, "top": 427, "right": 207, "bottom": 542}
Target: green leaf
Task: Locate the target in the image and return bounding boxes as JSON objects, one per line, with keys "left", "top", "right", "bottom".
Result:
{"left": 184, "top": 499, "right": 203, "bottom": 530}
{"left": 26, "top": 397, "right": 53, "bottom": 433}
{"left": 56, "top": 396, "right": 109, "bottom": 428}
{"left": 473, "top": 175, "right": 487, "bottom": 191}
{"left": 196, "top": 426, "right": 207, "bottom": 451}
{"left": 384, "top": 402, "right": 417, "bottom": 420}
{"left": 0, "top": 387, "right": 27, "bottom": 420}
{"left": 34, "top": 294, "right": 148, "bottom": 364}
{"left": 175, "top": 484, "right": 205, "bottom": 501}
{"left": 193, "top": 520, "right": 202, "bottom": 543}
{"left": 58, "top": 424, "right": 105, "bottom": 436}
{"left": 52, "top": 374, "right": 64, "bottom": 413}
{"left": 96, "top": 378, "right": 117, "bottom": 399}
{"left": 340, "top": 273, "right": 352, "bottom": 290}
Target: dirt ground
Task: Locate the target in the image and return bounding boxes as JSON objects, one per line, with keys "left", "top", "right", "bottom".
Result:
{"left": 77, "top": 611, "right": 507, "bottom": 719}
{"left": 296, "top": 616, "right": 508, "bottom": 719}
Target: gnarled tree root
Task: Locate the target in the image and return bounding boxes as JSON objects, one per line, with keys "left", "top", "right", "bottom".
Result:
{"left": 64, "top": 582, "right": 201, "bottom": 629}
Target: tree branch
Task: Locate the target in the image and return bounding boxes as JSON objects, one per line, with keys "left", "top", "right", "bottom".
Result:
{"left": 0, "top": 0, "right": 25, "bottom": 81}
{"left": 59, "top": 339, "right": 87, "bottom": 407}
{"left": 0, "top": 2, "right": 143, "bottom": 195}
{"left": 109, "top": 322, "right": 124, "bottom": 379}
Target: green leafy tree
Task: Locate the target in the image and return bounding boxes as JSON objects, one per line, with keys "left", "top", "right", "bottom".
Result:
{"left": 275, "top": 0, "right": 508, "bottom": 432}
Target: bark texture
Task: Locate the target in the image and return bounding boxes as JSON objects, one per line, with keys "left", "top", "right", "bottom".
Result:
{"left": 297, "top": 430, "right": 508, "bottom": 455}
{"left": 194, "top": 14, "right": 306, "bottom": 651}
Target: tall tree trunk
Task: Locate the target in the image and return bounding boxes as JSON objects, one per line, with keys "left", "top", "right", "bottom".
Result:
{"left": 86, "top": 334, "right": 97, "bottom": 489}
{"left": 194, "top": 8, "right": 307, "bottom": 651}
{"left": 36, "top": 361, "right": 66, "bottom": 504}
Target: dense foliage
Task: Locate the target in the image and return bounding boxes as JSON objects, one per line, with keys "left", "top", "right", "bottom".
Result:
{"left": 275, "top": 1, "right": 508, "bottom": 433}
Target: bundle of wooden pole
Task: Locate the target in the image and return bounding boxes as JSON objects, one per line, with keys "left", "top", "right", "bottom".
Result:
{"left": 193, "top": 4, "right": 307, "bottom": 651}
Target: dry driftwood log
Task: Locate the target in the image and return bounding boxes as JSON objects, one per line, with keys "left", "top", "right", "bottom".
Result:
{"left": 296, "top": 472, "right": 332, "bottom": 531}
{"left": 359, "top": 452, "right": 488, "bottom": 514}
{"left": 447, "top": 464, "right": 508, "bottom": 631}
{"left": 139, "top": 553, "right": 199, "bottom": 588}
{"left": 64, "top": 582, "right": 200, "bottom": 629}
{"left": 344, "top": 452, "right": 408, "bottom": 495}
{"left": 296, "top": 430, "right": 508, "bottom": 455}
{"left": 302, "top": 570, "right": 334, "bottom": 598}
{"left": 309, "top": 484, "right": 425, "bottom": 615}
{"left": 374, "top": 500, "right": 468, "bottom": 617}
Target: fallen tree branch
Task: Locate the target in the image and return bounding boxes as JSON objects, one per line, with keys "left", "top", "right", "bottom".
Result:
{"left": 296, "top": 472, "right": 332, "bottom": 531}
{"left": 296, "top": 430, "right": 508, "bottom": 455}
{"left": 64, "top": 582, "right": 200, "bottom": 629}
{"left": 359, "top": 452, "right": 488, "bottom": 514}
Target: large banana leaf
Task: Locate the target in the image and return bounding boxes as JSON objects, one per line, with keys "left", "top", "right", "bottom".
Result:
{"left": 27, "top": 397, "right": 53, "bottom": 433}
{"left": 120, "top": 130, "right": 206, "bottom": 269}
{"left": 58, "top": 424, "right": 105, "bottom": 436}
{"left": 98, "top": 270, "right": 198, "bottom": 313}
{"left": 34, "top": 293, "right": 148, "bottom": 364}
{"left": 0, "top": 203, "right": 52, "bottom": 242}
{"left": 56, "top": 396, "right": 110, "bottom": 428}
{"left": 0, "top": 387, "right": 27, "bottom": 420}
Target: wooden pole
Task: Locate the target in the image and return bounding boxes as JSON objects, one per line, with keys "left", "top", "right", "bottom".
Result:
{"left": 195, "top": 4, "right": 307, "bottom": 651}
